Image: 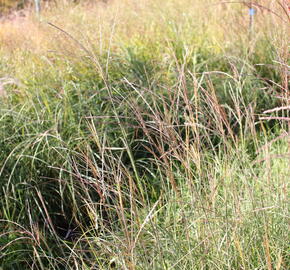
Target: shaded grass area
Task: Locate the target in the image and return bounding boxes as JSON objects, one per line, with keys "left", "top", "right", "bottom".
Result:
{"left": 0, "top": 0, "right": 289, "bottom": 269}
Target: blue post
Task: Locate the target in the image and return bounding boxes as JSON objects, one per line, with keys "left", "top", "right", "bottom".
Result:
{"left": 35, "top": 0, "right": 41, "bottom": 16}
{"left": 249, "top": 3, "right": 256, "bottom": 40}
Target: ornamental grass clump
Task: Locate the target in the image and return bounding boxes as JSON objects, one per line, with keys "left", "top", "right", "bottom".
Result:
{"left": 0, "top": 0, "right": 289, "bottom": 269}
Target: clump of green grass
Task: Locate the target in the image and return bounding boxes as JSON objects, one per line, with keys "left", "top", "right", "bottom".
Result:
{"left": 0, "top": 0, "right": 289, "bottom": 269}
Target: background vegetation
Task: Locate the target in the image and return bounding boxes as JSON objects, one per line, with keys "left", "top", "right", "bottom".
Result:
{"left": 0, "top": 0, "right": 289, "bottom": 269}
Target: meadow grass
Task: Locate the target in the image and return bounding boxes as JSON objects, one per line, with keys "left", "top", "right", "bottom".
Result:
{"left": 0, "top": 0, "right": 289, "bottom": 269}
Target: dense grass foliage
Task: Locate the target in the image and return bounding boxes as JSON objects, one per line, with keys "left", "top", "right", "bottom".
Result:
{"left": 0, "top": 1, "right": 289, "bottom": 269}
